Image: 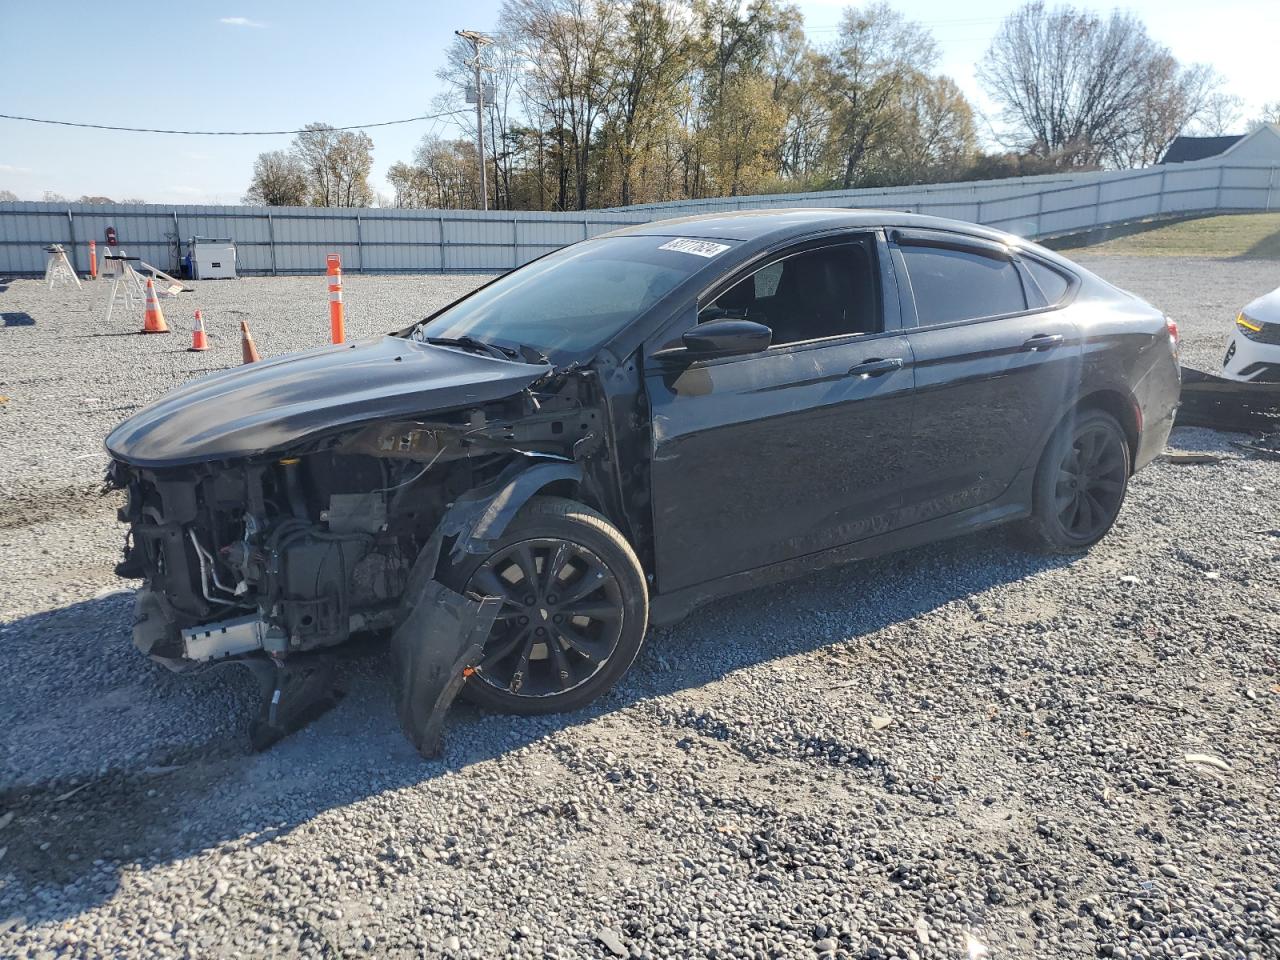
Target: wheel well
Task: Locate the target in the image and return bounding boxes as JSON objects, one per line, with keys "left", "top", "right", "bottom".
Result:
{"left": 537, "top": 477, "right": 582, "bottom": 503}
{"left": 1076, "top": 390, "right": 1140, "bottom": 470}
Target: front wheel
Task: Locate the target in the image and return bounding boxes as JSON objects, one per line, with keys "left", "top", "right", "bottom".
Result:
{"left": 440, "top": 497, "right": 649, "bottom": 715}
{"left": 1022, "top": 409, "right": 1131, "bottom": 553}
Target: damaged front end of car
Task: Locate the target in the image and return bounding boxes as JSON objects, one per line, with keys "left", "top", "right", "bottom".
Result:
{"left": 105, "top": 345, "right": 609, "bottom": 754}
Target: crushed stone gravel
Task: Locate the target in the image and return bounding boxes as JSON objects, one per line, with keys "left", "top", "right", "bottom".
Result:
{"left": 0, "top": 258, "right": 1277, "bottom": 959}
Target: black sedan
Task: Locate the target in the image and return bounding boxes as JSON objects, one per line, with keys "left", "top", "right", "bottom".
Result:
{"left": 105, "top": 210, "right": 1181, "bottom": 750}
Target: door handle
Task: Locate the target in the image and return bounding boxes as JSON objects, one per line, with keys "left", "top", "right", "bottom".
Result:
{"left": 1022, "top": 333, "right": 1064, "bottom": 351}
{"left": 848, "top": 357, "right": 904, "bottom": 377}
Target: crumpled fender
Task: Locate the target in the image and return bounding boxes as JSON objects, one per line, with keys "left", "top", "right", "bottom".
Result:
{"left": 385, "top": 458, "right": 580, "bottom": 757}
{"left": 439, "top": 458, "right": 583, "bottom": 561}
{"left": 394, "top": 456, "right": 583, "bottom": 602}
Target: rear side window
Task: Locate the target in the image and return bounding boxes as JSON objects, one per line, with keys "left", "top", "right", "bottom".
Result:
{"left": 1024, "top": 259, "right": 1072, "bottom": 305}
{"left": 900, "top": 245, "right": 1027, "bottom": 325}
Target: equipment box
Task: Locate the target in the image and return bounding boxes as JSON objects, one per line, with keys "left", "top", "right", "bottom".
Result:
{"left": 187, "top": 237, "right": 237, "bottom": 280}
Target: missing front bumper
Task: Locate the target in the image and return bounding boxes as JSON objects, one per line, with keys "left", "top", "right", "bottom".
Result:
{"left": 390, "top": 579, "right": 501, "bottom": 759}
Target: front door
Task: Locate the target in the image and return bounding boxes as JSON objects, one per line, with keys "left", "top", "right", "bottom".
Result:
{"left": 645, "top": 237, "right": 916, "bottom": 594}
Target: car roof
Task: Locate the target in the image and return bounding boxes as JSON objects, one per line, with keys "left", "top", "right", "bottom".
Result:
{"left": 603, "top": 208, "right": 1024, "bottom": 246}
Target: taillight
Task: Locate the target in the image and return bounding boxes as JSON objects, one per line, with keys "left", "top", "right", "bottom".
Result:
{"left": 1166, "top": 315, "right": 1179, "bottom": 353}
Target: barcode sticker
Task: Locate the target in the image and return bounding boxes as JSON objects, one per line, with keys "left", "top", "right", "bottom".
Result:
{"left": 658, "top": 238, "right": 732, "bottom": 258}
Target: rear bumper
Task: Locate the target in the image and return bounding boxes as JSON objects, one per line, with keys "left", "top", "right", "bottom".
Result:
{"left": 1135, "top": 405, "right": 1176, "bottom": 471}
{"left": 1133, "top": 349, "right": 1181, "bottom": 473}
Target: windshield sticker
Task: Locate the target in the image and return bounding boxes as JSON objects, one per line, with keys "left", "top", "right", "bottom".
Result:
{"left": 659, "top": 238, "right": 732, "bottom": 258}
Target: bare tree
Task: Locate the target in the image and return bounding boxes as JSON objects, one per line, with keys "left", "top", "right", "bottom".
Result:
{"left": 1251, "top": 101, "right": 1280, "bottom": 131}
{"left": 505, "top": 0, "right": 620, "bottom": 210}
{"left": 387, "top": 135, "right": 482, "bottom": 209}
{"left": 1196, "top": 92, "right": 1244, "bottom": 137}
{"left": 291, "top": 123, "right": 375, "bottom": 207}
{"left": 436, "top": 31, "right": 526, "bottom": 209}
{"left": 880, "top": 75, "right": 977, "bottom": 182}
{"left": 0, "top": 189, "right": 18, "bottom": 202}
{"left": 824, "top": 3, "right": 937, "bottom": 188}
{"left": 605, "top": 0, "right": 692, "bottom": 205}
{"left": 979, "top": 3, "right": 1213, "bottom": 168}
{"left": 1107, "top": 58, "right": 1219, "bottom": 167}
{"left": 242, "top": 150, "right": 309, "bottom": 206}
{"left": 768, "top": 19, "right": 832, "bottom": 185}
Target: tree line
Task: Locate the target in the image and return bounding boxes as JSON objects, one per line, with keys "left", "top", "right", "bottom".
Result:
{"left": 238, "top": 1, "right": 1278, "bottom": 211}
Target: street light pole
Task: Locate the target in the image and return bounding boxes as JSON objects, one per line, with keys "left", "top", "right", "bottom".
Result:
{"left": 456, "top": 29, "right": 493, "bottom": 212}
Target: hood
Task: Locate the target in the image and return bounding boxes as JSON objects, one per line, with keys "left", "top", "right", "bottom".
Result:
{"left": 106, "top": 335, "right": 549, "bottom": 467}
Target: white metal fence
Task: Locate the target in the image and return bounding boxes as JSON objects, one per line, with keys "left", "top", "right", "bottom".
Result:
{"left": 2, "top": 160, "right": 1276, "bottom": 277}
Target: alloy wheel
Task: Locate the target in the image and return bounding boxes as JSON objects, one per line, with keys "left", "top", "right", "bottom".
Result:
{"left": 1054, "top": 423, "right": 1126, "bottom": 540}
{"left": 467, "top": 537, "right": 625, "bottom": 698}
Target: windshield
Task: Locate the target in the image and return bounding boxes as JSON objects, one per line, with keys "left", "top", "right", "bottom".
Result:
{"left": 414, "top": 234, "right": 736, "bottom": 359}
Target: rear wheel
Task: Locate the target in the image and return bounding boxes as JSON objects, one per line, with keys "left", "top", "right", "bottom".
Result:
{"left": 440, "top": 497, "right": 649, "bottom": 714}
{"left": 1023, "top": 409, "right": 1131, "bottom": 553}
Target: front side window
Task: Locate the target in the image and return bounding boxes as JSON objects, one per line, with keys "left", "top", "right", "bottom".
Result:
{"left": 899, "top": 245, "right": 1027, "bottom": 325}
{"left": 416, "top": 235, "right": 731, "bottom": 360}
{"left": 699, "top": 241, "right": 881, "bottom": 346}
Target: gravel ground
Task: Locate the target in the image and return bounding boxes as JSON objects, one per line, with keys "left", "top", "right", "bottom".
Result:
{"left": 0, "top": 258, "right": 1278, "bottom": 959}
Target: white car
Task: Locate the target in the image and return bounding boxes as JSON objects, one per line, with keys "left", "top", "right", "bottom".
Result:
{"left": 1223, "top": 285, "right": 1280, "bottom": 382}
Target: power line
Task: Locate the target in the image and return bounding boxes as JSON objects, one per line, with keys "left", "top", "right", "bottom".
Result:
{"left": 0, "top": 110, "right": 467, "bottom": 136}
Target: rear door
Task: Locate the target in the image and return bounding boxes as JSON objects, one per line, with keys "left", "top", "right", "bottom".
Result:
{"left": 644, "top": 233, "right": 917, "bottom": 593}
{"left": 890, "top": 229, "right": 1081, "bottom": 524}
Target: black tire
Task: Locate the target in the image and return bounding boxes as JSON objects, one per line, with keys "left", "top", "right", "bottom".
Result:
{"left": 439, "top": 496, "right": 649, "bottom": 715}
{"left": 1022, "top": 408, "right": 1131, "bottom": 554}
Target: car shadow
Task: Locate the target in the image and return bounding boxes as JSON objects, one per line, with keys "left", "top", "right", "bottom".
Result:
{"left": 0, "top": 526, "right": 1076, "bottom": 926}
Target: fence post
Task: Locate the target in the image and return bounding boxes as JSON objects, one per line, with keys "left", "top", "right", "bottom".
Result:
{"left": 1157, "top": 168, "right": 1167, "bottom": 216}
{"left": 582, "top": 220, "right": 589, "bottom": 241}
{"left": 355, "top": 212, "right": 364, "bottom": 273}
{"left": 511, "top": 218, "right": 519, "bottom": 269}
{"left": 1034, "top": 190, "right": 1044, "bottom": 239}
{"left": 267, "top": 212, "right": 278, "bottom": 276}
{"left": 1215, "top": 164, "right": 1226, "bottom": 211}
{"left": 1268, "top": 167, "right": 1276, "bottom": 213}
{"left": 66, "top": 208, "right": 77, "bottom": 273}
{"left": 438, "top": 215, "right": 447, "bottom": 273}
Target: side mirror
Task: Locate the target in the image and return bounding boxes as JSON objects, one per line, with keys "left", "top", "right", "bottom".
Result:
{"left": 678, "top": 318, "right": 772, "bottom": 359}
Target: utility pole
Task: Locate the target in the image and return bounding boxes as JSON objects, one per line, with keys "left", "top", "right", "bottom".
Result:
{"left": 456, "top": 29, "right": 493, "bottom": 211}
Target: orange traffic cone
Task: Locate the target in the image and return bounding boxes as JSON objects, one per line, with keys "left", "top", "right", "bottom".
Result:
{"left": 141, "top": 278, "right": 169, "bottom": 334}
{"left": 189, "top": 310, "right": 209, "bottom": 351}
{"left": 240, "top": 320, "right": 261, "bottom": 364}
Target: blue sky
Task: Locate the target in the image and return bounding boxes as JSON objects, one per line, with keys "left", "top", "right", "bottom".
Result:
{"left": 1, "top": 0, "right": 1275, "bottom": 204}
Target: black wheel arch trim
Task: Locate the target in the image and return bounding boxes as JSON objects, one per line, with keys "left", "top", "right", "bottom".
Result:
{"left": 438, "top": 459, "right": 585, "bottom": 564}
{"left": 400, "top": 459, "right": 587, "bottom": 602}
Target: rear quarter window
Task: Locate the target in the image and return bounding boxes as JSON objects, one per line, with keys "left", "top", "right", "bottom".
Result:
{"left": 1024, "top": 259, "right": 1073, "bottom": 305}
{"left": 900, "top": 245, "right": 1027, "bottom": 325}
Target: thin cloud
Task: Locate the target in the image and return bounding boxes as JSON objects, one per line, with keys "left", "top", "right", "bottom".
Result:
{"left": 219, "top": 16, "right": 267, "bottom": 28}
{"left": 0, "top": 164, "right": 32, "bottom": 175}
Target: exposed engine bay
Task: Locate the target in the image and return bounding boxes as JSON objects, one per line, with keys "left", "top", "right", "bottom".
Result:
{"left": 109, "top": 375, "right": 606, "bottom": 674}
